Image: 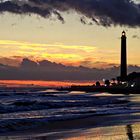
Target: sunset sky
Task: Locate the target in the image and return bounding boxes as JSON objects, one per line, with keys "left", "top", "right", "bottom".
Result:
{"left": 0, "top": 0, "right": 140, "bottom": 68}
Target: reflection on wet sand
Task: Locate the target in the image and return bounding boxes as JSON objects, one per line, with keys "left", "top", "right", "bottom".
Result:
{"left": 2, "top": 123, "right": 139, "bottom": 140}
{"left": 126, "top": 124, "right": 134, "bottom": 140}
{"left": 62, "top": 124, "right": 138, "bottom": 140}
{"left": 125, "top": 94, "right": 134, "bottom": 140}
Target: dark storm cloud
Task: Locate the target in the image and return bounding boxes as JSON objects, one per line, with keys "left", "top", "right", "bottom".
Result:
{"left": 0, "top": 0, "right": 140, "bottom": 26}
{"left": 80, "top": 16, "right": 93, "bottom": 25}
{"left": 132, "top": 34, "right": 140, "bottom": 39}
{"left": 0, "top": 0, "right": 64, "bottom": 23}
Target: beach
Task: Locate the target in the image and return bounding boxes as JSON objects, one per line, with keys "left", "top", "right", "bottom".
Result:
{"left": 0, "top": 87, "right": 140, "bottom": 139}
{"left": 1, "top": 113, "right": 140, "bottom": 140}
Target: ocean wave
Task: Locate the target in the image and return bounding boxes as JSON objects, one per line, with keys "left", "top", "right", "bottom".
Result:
{"left": 0, "top": 106, "right": 140, "bottom": 133}
{"left": 0, "top": 89, "right": 134, "bottom": 133}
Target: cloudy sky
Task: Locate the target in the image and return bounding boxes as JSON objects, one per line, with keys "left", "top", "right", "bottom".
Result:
{"left": 0, "top": 0, "right": 140, "bottom": 68}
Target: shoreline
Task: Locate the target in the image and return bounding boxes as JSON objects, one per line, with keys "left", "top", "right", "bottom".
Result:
{"left": 0, "top": 84, "right": 140, "bottom": 94}
{"left": 0, "top": 87, "right": 140, "bottom": 139}
{"left": 1, "top": 112, "right": 140, "bottom": 139}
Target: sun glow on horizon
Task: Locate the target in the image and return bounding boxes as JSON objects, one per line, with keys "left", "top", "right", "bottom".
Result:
{"left": 0, "top": 80, "right": 95, "bottom": 87}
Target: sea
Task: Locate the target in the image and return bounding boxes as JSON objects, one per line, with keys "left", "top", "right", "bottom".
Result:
{"left": 0, "top": 80, "right": 140, "bottom": 139}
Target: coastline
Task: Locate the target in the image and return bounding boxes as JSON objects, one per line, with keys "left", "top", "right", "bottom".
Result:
{"left": 58, "top": 86, "right": 140, "bottom": 94}
{"left": 1, "top": 112, "right": 140, "bottom": 139}
{"left": 0, "top": 87, "right": 140, "bottom": 139}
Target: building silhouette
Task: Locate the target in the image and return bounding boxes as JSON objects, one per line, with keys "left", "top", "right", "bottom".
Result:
{"left": 120, "top": 31, "right": 127, "bottom": 81}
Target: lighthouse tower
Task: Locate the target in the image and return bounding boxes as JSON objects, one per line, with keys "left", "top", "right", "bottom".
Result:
{"left": 120, "top": 31, "right": 127, "bottom": 81}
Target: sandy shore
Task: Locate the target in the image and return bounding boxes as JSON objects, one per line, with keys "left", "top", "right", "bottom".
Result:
{"left": 1, "top": 112, "right": 140, "bottom": 140}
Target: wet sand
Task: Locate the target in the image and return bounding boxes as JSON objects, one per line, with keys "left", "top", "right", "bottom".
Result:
{"left": 1, "top": 112, "right": 140, "bottom": 140}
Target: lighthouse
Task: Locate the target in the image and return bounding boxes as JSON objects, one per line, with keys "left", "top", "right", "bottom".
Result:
{"left": 120, "top": 31, "right": 127, "bottom": 81}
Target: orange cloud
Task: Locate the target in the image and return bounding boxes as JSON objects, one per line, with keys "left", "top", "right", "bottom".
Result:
{"left": 0, "top": 40, "right": 120, "bottom": 68}
{"left": 0, "top": 40, "right": 97, "bottom": 64}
